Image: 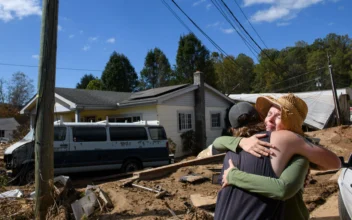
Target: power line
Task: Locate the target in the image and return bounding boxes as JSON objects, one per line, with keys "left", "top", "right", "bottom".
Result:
{"left": 233, "top": 0, "right": 268, "bottom": 49}
{"left": 220, "top": 0, "right": 265, "bottom": 55}
{"left": 171, "top": 0, "right": 241, "bottom": 68}
{"left": 0, "top": 62, "right": 102, "bottom": 72}
{"left": 220, "top": 0, "right": 284, "bottom": 71}
{"left": 161, "top": 0, "right": 193, "bottom": 33}
{"left": 213, "top": 0, "right": 260, "bottom": 56}
{"left": 210, "top": 0, "right": 260, "bottom": 59}
{"left": 271, "top": 66, "right": 327, "bottom": 86}
{"left": 272, "top": 78, "right": 317, "bottom": 92}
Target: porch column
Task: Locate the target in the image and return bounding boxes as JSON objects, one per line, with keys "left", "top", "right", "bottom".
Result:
{"left": 75, "top": 110, "right": 80, "bottom": 122}
{"left": 30, "top": 114, "right": 35, "bottom": 130}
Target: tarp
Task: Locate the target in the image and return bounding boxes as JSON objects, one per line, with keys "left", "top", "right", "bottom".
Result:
{"left": 229, "top": 88, "right": 352, "bottom": 130}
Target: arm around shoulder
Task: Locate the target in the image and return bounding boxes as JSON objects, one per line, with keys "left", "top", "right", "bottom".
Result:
{"left": 213, "top": 136, "right": 242, "bottom": 152}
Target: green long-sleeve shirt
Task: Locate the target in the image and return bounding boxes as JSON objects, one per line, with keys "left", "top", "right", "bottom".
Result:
{"left": 213, "top": 136, "right": 310, "bottom": 220}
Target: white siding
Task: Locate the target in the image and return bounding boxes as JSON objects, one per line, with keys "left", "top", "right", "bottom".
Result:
{"left": 54, "top": 102, "right": 70, "bottom": 113}
{"left": 205, "top": 107, "right": 228, "bottom": 147}
{"left": 157, "top": 105, "right": 194, "bottom": 157}
{"left": 205, "top": 89, "right": 230, "bottom": 107}
{"left": 112, "top": 105, "right": 157, "bottom": 121}
{"left": 162, "top": 91, "right": 195, "bottom": 106}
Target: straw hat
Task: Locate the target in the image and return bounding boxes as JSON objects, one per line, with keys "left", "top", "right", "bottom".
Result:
{"left": 255, "top": 93, "right": 308, "bottom": 135}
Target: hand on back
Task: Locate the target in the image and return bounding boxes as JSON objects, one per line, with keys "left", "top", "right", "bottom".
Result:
{"left": 239, "top": 133, "right": 276, "bottom": 158}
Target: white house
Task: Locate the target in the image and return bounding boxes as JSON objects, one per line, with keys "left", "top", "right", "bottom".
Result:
{"left": 20, "top": 72, "right": 234, "bottom": 157}
{"left": 0, "top": 118, "right": 20, "bottom": 141}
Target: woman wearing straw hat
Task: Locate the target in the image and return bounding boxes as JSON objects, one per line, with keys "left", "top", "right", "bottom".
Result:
{"left": 213, "top": 93, "right": 341, "bottom": 220}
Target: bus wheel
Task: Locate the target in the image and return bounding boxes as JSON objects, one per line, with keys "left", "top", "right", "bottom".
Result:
{"left": 122, "top": 159, "right": 142, "bottom": 173}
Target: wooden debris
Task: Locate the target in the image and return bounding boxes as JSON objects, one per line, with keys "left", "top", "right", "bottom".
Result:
{"left": 97, "top": 188, "right": 113, "bottom": 209}
{"left": 71, "top": 190, "right": 98, "bottom": 220}
{"left": 134, "top": 153, "right": 225, "bottom": 180}
{"left": 120, "top": 177, "right": 139, "bottom": 188}
{"left": 311, "top": 169, "right": 339, "bottom": 176}
{"left": 190, "top": 194, "right": 217, "bottom": 209}
{"left": 328, "top": 169, "right": 342, "bottom": 182}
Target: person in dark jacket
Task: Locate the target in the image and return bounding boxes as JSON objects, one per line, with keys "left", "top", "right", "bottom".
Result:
{"left": 214, "top": 102, "right": 284, "bottom": 220}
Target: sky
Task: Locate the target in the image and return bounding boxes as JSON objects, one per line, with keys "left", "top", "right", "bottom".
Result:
{"left": 0, "top": 0, "right": 351, "bottom": 91}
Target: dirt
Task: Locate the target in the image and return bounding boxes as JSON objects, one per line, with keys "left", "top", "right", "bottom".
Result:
{"left": 96, "top": 164, "right": 221, "bottom": 219}
{"left": 305, "top": 125, "right": 352, "bottom": 160}
{"left": 0, "top": 125, "right": 351, "bottom": 219}
{"left": 310, "top": 192, "right": 340, "bottom": 219}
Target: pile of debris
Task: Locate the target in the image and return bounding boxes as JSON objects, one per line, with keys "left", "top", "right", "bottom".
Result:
{"left": 0, "top": 175, "right": 115, "bottom": 220}
{"left": 92, "top": 155, "right": 225, "bottom": 219}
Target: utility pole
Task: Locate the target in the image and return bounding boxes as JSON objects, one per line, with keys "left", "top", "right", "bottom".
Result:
{"left": 327, "top": 54, "right": 342, "bottom": 126}
{"left": 34, "top": 0, "right": 58, "bottom": 219}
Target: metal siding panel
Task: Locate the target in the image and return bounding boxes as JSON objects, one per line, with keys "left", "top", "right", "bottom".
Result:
{"left": 205, "top": 89, "right": 230, "bottom": 107}
{"left": 162, "top": 91, "right": 195, "bottom": 106}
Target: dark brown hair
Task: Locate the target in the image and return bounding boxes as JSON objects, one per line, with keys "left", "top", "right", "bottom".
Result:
{"left": 232, "top": 122, "right": 265, "bottom": 137}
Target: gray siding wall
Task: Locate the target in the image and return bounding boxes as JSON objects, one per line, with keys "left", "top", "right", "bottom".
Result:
{"left": 162, "top": 91, "right": 195, "bottom": 106}
{"left": 205, "top": 89, "right": 231, "bottom": 107}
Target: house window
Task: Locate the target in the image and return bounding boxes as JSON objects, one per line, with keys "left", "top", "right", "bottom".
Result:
{"left": 178, "top": 112, "right": 192, "bottom": 131}
{"left": 211, "top": 112, "right": 221, "bottom": 128}
{"left": 0, "top": 130, "right": 4, "bottom": 138}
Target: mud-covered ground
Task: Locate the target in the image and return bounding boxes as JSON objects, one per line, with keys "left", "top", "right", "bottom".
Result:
{"left": 0, "top": 125, "right": 351, "bottom": 219}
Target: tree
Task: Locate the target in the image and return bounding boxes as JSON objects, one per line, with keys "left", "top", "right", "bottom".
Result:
{"left": 86, "top": 79, "right": 104, "bottom": 90}
{"left": 234, "top": 54, "right": 255, "bottom": 93}
{"left": 252, "top": 49, "right": 282, "bottom": 92}
{"left": 212, "top": 53, "right": 237, "bottom": 94}
{"left": 175, "top": 33, "right": 216, "bottom": 87}
{"left": 140, "top": 47, "right": 172, "bottom": 89}
{"left": 76, "top": 74, "right": 96, "bottom": 89}
{"left": 212, "top": 53, "right": 255, "bottom": 94}
{"left": 101, "top": 52, "right": 138, "bottom": 92}
{"left": 7, "top": 72, "right": 34, "bottom": 107}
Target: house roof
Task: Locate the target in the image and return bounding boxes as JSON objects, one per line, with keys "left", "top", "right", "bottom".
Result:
{"left": 129, "top": 84, "right": 189, "bottom": 100}
{"left": 21, "top": 83, "right": 234, "bottom": 112}
{"left": 0, "top": 118, "right": 20, "bottom": 130}
{"left": 55, "top": 88, "right": 132, "bottom": 107}
{"left": 229, "top": 88, "right": 352, "bottom": 130}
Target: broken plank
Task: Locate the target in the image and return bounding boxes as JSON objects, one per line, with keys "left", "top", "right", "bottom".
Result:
{"left": 97, "top": 188, "right": 113, "bottom": 208}
{"left": 119, "top": 177, "right": 139, "bottom": 187}
{"left": 134, "top": 153, "right": 225, "bottom": 180}
{"left": 190, "top": 194, "right": 217, "bottom": 209}
{"left": 311, "top": 169, "right": 339, "bottom": 176}
{"left": 328, "top": 169, "right": 342, "bottom": 182}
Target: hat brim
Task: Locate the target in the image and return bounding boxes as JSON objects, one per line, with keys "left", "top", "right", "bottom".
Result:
{"left": 255, "top": 96, "right": 281, "bottom": 120}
